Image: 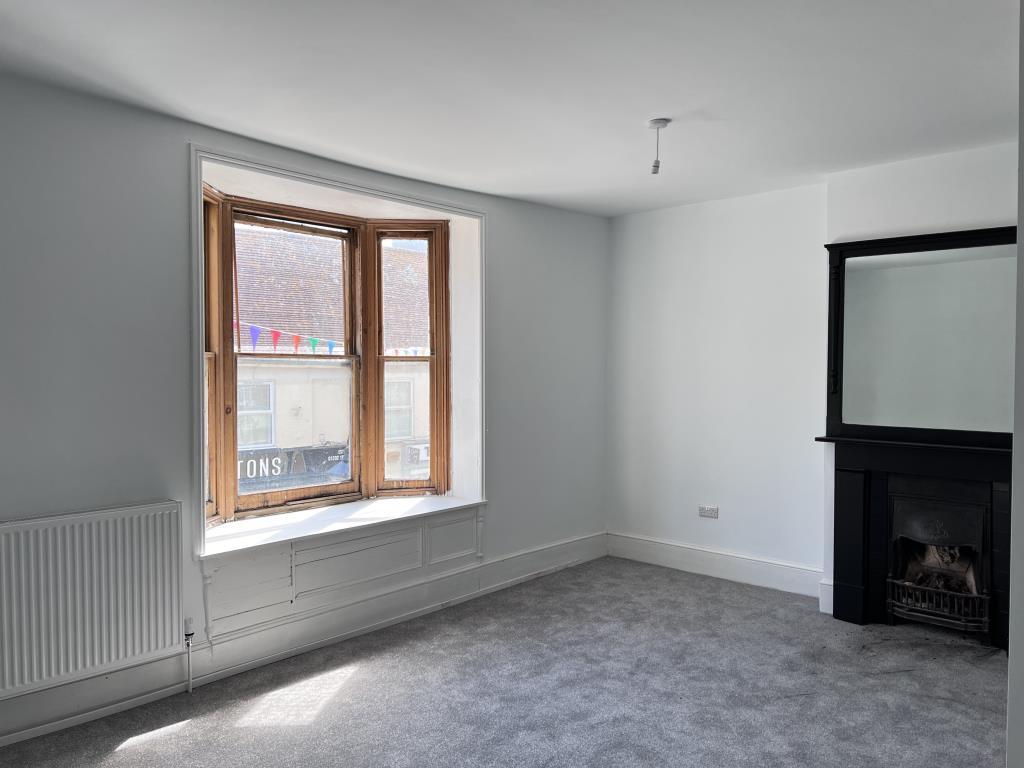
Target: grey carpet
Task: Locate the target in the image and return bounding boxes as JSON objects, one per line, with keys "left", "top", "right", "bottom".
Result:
{"left": 0, "top": 557, "right": 1008, "bottom": 767}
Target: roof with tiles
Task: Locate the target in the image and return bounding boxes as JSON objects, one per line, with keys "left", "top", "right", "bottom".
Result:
{"left": 234, "top": 222, "right": 429, "bottom": 354}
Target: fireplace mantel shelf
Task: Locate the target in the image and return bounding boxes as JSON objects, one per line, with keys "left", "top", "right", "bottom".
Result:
{"left": 814, "top": 436, "right": 1012, "bottom": 455}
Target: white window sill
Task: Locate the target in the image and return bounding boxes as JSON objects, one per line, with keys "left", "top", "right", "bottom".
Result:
{"left": 203, "top": 495, "right": 486, "bottom": 558}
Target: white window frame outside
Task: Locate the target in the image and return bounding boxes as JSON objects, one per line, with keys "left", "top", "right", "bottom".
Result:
{"left": 384, "top": 378, "right": 414, "bottom": 441}
{"left": 236, "top": 380, "right": 276, "bottom": 450}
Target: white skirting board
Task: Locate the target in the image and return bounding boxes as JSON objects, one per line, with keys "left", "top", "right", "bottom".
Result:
{"left": 818, "top": 578, "right": 834, "bottom": 614}
{"left": 607, "top": 532, "right": 823, "bottom": 598}
{"left": 0, "top": 531, "right": 607, "bottom": 747}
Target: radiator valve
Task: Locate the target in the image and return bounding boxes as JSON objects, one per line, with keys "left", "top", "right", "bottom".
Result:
{"left": 184, "top": 618, "right": 195, "bottom": 694}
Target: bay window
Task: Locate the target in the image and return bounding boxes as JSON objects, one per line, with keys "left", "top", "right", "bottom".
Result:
{"left": 203, "top": 186, "right": 450, "bottom": 523}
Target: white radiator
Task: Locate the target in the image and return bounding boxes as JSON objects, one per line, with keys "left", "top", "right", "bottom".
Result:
{"left": 0, "top": 501, "right": 182, "bottom": 699}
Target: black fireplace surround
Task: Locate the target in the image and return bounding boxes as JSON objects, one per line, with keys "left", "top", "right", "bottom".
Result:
{"left": 822, "top": 440, "right": 1011, "bottom": 648}
{"left": 818, "top": 227, "right": 1014, "bottom": 649}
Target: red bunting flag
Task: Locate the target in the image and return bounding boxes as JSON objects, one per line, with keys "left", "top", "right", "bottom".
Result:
{"left": 271, "top": 329, "right": 281, "bottom": 351}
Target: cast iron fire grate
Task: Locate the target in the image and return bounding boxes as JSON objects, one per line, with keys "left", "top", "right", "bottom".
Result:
{"left": 887, "top": 579, "right": 990, "bottom": 634}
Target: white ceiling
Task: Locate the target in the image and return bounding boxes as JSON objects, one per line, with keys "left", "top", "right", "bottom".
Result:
{"left": 0, "top": 1, "right": 1017, "bottom": 216}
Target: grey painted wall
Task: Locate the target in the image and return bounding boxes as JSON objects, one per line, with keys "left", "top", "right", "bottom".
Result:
{"left": 1006, "top": 13, "right": 1024, "bottom": 765}
{"left": 0, "top": 71, "right": 610, "bottom": 617}
{"left": 843, "top": 250, "right": 1016, "bottom": 432}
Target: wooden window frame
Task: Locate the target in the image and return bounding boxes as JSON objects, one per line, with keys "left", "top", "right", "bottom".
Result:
{"left": 203, "top": 188, "right": 450, "bottom": 522}
{"left": 364, "top": 222, "right": 451, "bottom": 497}
{"left": 202, "top": 185, "right": 224, "bottom": 522}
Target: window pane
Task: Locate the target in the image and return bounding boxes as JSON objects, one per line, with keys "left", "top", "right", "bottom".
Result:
{"left": 383, "top": 361, "right": 430, "bottom": 480}
{"left": 237, "top": 413, "right": 273, "bottom": 448}
{"left": 385, "top": 409, "right": 413, "bottom": 441}
{"left": 381, "top": 238, "right": 430, "bottom": 355}
{"left": 385, "top": 379, "right": 412, "bottom": 407}
{"left": 238, "top": 382, "right": 272, "bottom": 411}
{"left": 237, "top": 357, "right": 353, "bottom": 495}
{"left": 234, "top": 220, "right": 347, "bottom": 354}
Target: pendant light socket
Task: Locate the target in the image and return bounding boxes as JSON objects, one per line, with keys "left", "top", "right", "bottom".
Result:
{"left": 648, "top": 118, "right": 671, "bottom": 175}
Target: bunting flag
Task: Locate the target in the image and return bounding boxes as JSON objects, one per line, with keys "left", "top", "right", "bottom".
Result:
{"left": 236, "top": 321, "right": 342, "bottom": 356}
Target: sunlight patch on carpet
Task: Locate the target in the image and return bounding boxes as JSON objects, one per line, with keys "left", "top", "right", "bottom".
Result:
{"left": 235, "top": 666, "right": 357, "bottom": 727}
{"left": 115, "top": 720, "right": 191, "bottom": 750}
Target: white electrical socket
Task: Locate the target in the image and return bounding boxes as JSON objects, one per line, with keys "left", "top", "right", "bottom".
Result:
{"left": 698, "top": 505, "right": 719, "bottom": 519}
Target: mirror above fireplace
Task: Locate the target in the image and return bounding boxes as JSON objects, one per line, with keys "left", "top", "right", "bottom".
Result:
{"left": 844, "top": 244, "right": 1016, "bottom": 432}
{"left": 824, "top": 226, "right": 1016, "bottom": 449}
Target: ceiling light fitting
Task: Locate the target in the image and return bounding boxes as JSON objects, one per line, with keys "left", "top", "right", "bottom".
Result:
{"left": 648, "top": 117, "right": 671, "bottom": 175}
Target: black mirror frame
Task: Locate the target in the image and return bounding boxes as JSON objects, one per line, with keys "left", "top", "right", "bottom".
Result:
{"left": 824, "top": 226, "right": 1016, "bottom": 451}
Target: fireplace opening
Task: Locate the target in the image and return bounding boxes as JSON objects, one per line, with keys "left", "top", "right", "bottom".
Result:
{"left": 886, "top": 477, "right": 992, "bottom": 640}
{"left": 901, "top": 541, "right": 978, "bottom": 595}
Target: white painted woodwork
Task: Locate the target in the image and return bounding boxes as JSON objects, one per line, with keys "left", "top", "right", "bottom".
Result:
{"left": 202, "top": 507, "right": 484, "bottom": 641}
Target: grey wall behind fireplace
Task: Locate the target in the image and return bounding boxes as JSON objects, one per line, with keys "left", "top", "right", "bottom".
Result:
{"left": 843, "top": 247, "right": 1016, "bottom": 433}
